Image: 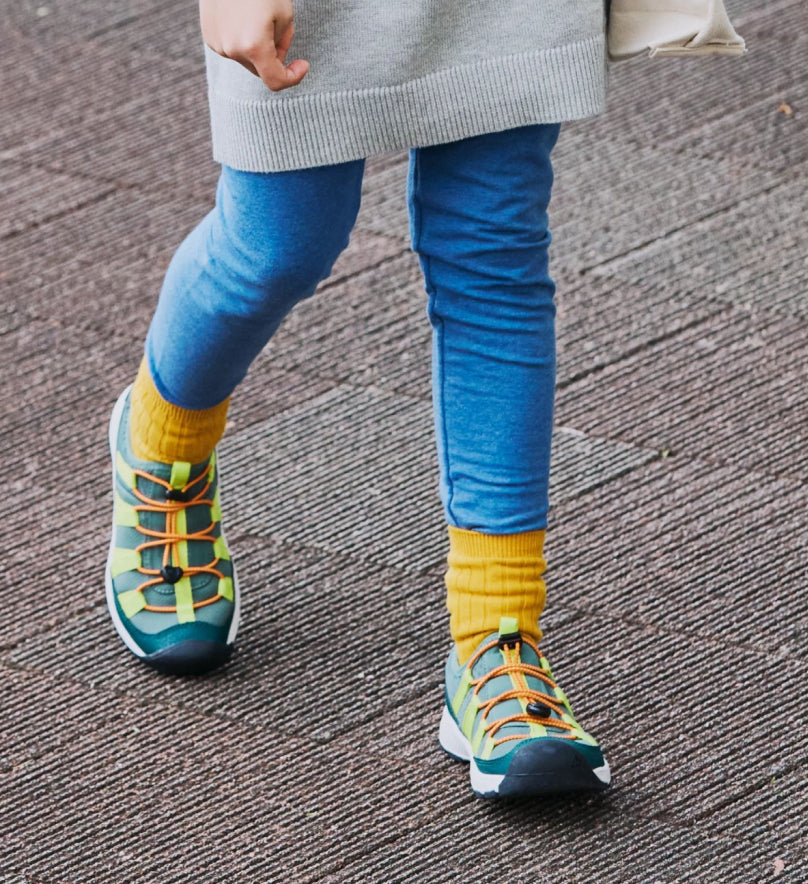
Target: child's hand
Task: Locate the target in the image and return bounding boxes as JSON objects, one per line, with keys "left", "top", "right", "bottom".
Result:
{"left": 200, "top": 0, "right": 309, "bottom": 92}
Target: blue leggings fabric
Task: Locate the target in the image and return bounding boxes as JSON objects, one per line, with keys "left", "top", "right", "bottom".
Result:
{"left": 146, "top": 124, "right": 561, "bottom": 533}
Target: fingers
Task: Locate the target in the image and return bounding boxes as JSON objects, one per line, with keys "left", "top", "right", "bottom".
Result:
{"left": 248, "top": 19, "right": 310, "bottom": 91}
{"left": 253, "top": 54, "right": 310, "bottom": 91}
{"left": 200, "top": 0, "right": 309, "bottom": 93}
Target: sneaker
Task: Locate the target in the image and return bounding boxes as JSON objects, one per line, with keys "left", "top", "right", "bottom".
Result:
{"left": 439, "top": 616, "right": 610, "bottom": 797}
{"left": 104, "top": 386, "right": 240, "bottom": 675}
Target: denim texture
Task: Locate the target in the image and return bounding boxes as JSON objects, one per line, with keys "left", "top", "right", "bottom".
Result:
{"left": 146, "top": 123, "right": 561, "bottom": 532}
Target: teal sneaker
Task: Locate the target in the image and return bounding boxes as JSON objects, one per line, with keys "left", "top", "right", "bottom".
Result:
{"left": 104, "top": 387, "right": 239, "bottom": 675}
{"left": 439, "top": 616, "right": 610, "bottom": 797}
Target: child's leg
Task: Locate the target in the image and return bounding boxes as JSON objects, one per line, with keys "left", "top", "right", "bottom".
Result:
{"left": 409, "top": 125, "right": 610, "bottom": 797}
{"left": 408, "top": 124, "right": 559, "bottom": 660}
{"left": 149, "top": 162, "right": 366, "bottom": 409}
{"left": 130, "top": 161, "right": 366, "bottom": 463}
{"left": 108, "top": 160, "right": 364, "bottom": 673}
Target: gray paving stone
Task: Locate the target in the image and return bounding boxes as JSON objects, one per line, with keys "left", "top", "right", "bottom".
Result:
{"left": 354, "top": 157, "right": 410, "bottom": 243}
{"left": 707, "top": 762, "right": 808, "bottom": 867}
{"left": 523, "top": 619, "right": 806, "bottom": 826}
{"left": 546, "top": 2, "right": 806, "bottom": 280}
{"left": 0, "top": 34, "right": 190, "bottom": 156}
{"left": 0, "top": 187, "right": 401, "bottom": 341}
{"left": 8, "top": 559, "right": 799, "bottom": 881}
{"left": 550, "top": 136, "right": 787, "bottom": 278}
{"left": 260, "top": 251, "right": 432, "bottom": 399}
{"left": 215, "top": 385, "right": 444, "bottom": 571}
{"left": 7, "top": 0, "right": 167, "bottom": 44}
{"left": 548, "top": 458, "right": 808, "bottom": 657}
{"left": 550, "top": 426, "right": 659, "bottom": 498}
{"left": 0, "top": 160, "right": 114, "bottom": 240}
{"left": 592, "top": 175, "right": 808, "bottom": 319}
{"left": 666, "top": 79, "right": 808, "bottom": 181}
{"left": 0, "top": 322, "right": 337, "bottom": 649}
{"left": 556, "top": 274, "right": 726, "bottom": 385}
{"left": 727, "top": 0, "right": 777, "bottom": 16}
{"left": 322, "top": 812, "right": 775, "bottom": 884}
{"left": 269, "top": 256, "right": 727, "bottom": 397}
{"left": 0, "top": 319, "right": 140, "bottom": 442}
{"left": 0, "top": 188, "right": 210, "bottom": 326}
{"left": 557, "top": 307, "right": 808, "bottom": 478}
{"left": 0, "top": 664, "right": 459, "bottom": 884}
{"left": 359, "top": 600, "right": 807, "bottom": 845}
{"left": 88, "top": 0, "right": 206, "bottom": 64}
{"left": 6, "top": 543, "right": 449, "bottom": 742}
{"left": 0, "top": 292, "right": 23, "bottom": 337}
{"left": 11, "top": 73, "right": 221, "bottom": 201}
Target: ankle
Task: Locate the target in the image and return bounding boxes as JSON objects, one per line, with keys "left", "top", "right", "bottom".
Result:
{"left": 445, "top": 525, "right": 547, "bottom": 664}
{"left": 128, "top": 358, "right": 229, "bottom": 463}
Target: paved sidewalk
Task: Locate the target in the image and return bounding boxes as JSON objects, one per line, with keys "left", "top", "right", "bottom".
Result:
{"left": 2, "top": 1, "right": 806, "bottom": 881}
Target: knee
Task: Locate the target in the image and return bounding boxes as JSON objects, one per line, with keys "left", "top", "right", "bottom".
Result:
{"left": 209, "top": 218, "right": 346, "bottom": 320}
{"left": 209, "top": 165, "right": 360, "bottom": 320}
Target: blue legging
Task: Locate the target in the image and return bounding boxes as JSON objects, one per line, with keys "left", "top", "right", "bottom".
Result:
{"left": 147, "top": 124, "right": 561, "bottom": 533}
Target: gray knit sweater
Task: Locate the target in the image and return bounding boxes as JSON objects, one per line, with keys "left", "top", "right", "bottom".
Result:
{"left": 206, "top": 1, "right": 607, "bottom": 172}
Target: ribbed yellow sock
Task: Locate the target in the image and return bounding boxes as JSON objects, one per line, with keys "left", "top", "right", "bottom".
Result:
{"left": 445, "top": 525, "right": 547, "bottom": 664}
{"left": 128, "top": 359, "right": 230, "bottom": 464}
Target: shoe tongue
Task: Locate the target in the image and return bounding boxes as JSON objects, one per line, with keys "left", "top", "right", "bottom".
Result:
{"left": 169, "top": 460, "right": 192, "bottom": 490}
{"left": 135, "top": 457, "right": 210, "bottom": 499}
{"left": 497, "top": 615, "right": 520, "bottom": 641}
{"left": 470, "top": 617, "right": 556, "bottom": 737}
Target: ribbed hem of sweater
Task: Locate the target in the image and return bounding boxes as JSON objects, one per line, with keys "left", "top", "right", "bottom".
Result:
{"left": 208, "top": 36, "right": 607, "bottom": 172}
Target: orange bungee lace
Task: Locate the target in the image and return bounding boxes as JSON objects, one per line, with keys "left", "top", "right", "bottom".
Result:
{"left": 468, "top": 635, "right": 580, "bottom": 747}
{"left": 129, "top": 463, "right": 227, "bottom": 613}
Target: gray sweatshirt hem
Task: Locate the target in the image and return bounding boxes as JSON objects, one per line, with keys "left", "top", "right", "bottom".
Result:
{"left": 208, "top": 36, "right": 607, "bottom": 172}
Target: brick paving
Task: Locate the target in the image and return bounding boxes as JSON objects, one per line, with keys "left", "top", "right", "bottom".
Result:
{"left": 1, "top": 1, "right": 806, "bottom": 881}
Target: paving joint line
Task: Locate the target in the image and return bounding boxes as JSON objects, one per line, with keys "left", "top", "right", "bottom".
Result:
{"left": 555, "top": 603, "right": 807, "bottom": 665}
{"left": 576, "top": 179, "right": 797, "bottom": 277}
{"left": 0, "top": 154, "right": 131, "bottom": 193}
{"left": 556, "top": 307, "right": 729, "bottom": 389}
{"left": 551, "top": 452, "right": 661, "bottom": 506}
{"left": 316, "top": 680, "right": 443, "bottom": 746}
{"left": 687, "top": 756, "right": 808, "bottom": 824}
{"left": 299, "top": 823, "right": 441, "bottom": 884}
{"left": 604, "top": 799, "right": 776, "bottom": 852}
{"left": 0, "top": 656, "right": 449, "bottom": 777}
{"left": 604, "top": 443, "right": 808, "bottom": 490}
{"left": 0, "top": 188, "right": 120, "bottom": 243}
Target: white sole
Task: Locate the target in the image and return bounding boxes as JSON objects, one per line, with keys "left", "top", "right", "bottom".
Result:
{"left": 439, "top": 706, "right": 506, "bottom": 795}
{"left": 105, "top": 386, "right": 241, "bottom": 658}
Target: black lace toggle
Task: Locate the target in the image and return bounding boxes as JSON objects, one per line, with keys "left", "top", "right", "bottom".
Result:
{"left": 160, "top": 565, "right": 184, "bottom": 584}
{"left": 165, "top": 488, "right": 189, "bottom": 502}
{"left": 497, "top": 631, "right": 522, "bottom": 649}
{"left": 526, "top": 700, "right": 551, "bottom": 718}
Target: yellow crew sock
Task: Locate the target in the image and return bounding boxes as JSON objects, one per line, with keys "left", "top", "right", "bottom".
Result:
{"left": 128, "top": 359, "right": 230, "bottom": 464}
{"left": 445, "top": 525, "right": 547, "bottom": 664}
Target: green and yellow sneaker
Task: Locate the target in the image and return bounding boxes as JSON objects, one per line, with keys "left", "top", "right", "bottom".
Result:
{"left": 104, "top": 387, "right": 239, "bottom": 675}
{"left": 440, "top": 616, "right": 610, "bottom": 797}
